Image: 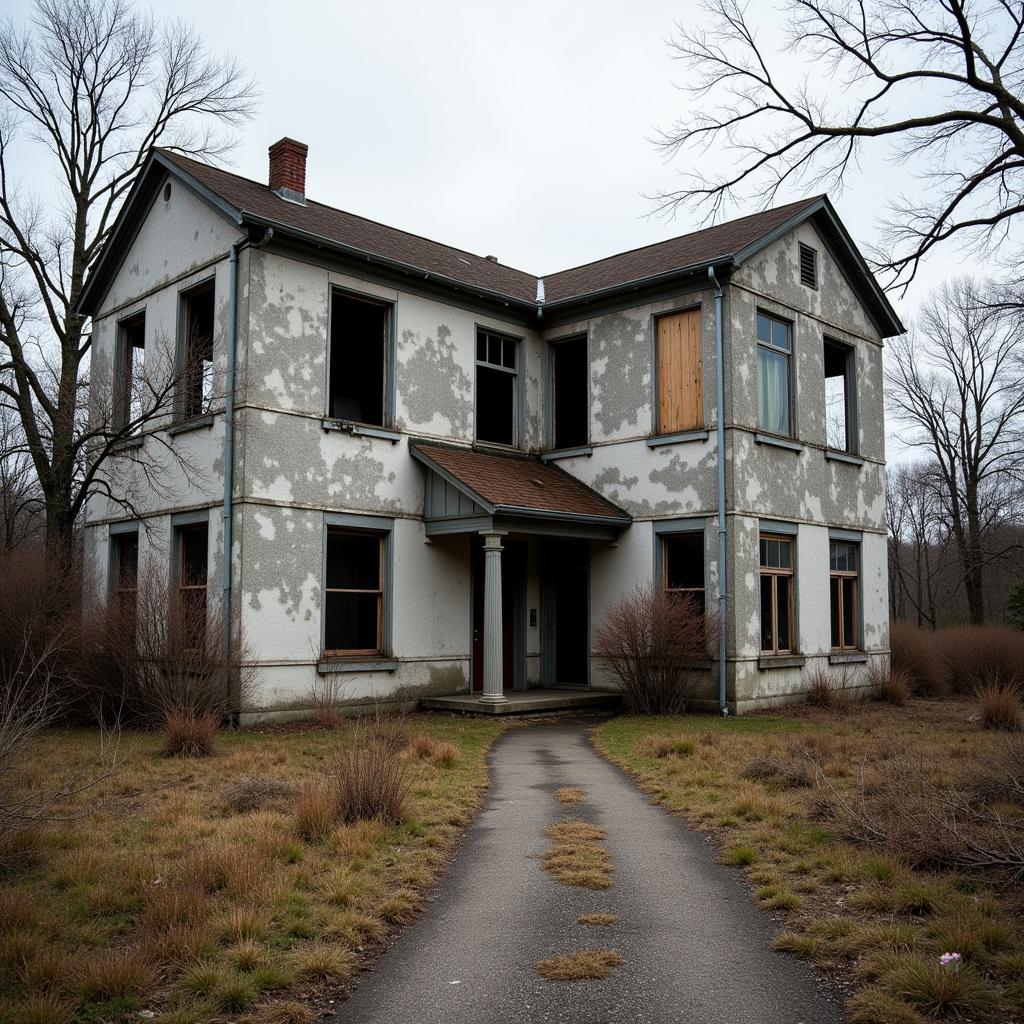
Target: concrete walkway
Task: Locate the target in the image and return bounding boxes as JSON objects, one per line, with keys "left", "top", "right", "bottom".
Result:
{"left": 334, "top": 722, "right": 844, "bottom": 1024}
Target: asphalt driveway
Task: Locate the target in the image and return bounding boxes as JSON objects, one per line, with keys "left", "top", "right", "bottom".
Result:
{"left": 334, "top": 720, "right": 844, "bottom": 1024}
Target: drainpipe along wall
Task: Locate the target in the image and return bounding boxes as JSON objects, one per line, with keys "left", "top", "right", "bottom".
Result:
{"left": 708, "top": 266, "right": 729, "bottom": 716}
{"left": 222, "top": 228, "right": 273, "bottom": 719}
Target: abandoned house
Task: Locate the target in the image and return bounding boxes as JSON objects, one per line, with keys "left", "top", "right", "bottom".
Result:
{"left": 77, "top": 137, "right": 903, "bottom": 719}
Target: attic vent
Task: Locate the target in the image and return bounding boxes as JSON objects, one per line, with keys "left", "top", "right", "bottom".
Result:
{"left": 799, "top": 242, "right": 818, "bottom": 289}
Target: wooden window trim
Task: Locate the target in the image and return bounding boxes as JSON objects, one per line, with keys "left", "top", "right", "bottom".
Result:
{"left": 474, "top": 327, "right": 521, "bottom": 447}
{"left": 760, "top": 533, "right": 794, "bottom": 655}
{"left": 830, "top": 543, "right": 859, "bottom": 651}
{"left": 655, "top": 307, "right": 703, "bottom": 435}
{"left": 111, "top": 533, "right": 139, "bottom": 623}
{"left": 756, "top": 311, "right": 794, "bottom": 438}
{"left": 661, "top": 535, "right": 705, "bottom": 608}
{"left": 324, "top": 528, "right": 384, "bottom": 657}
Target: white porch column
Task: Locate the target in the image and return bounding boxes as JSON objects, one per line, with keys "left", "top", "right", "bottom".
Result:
{"left": 479, "top": 529, "right": 508, "bottom": 704}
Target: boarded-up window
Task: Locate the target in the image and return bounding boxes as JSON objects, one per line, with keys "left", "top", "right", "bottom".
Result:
{"left": 656, "top": 309, "right": 702, "bottom": 433}
{"left": 325, "top": 529, "right": 384, "bottom": 655}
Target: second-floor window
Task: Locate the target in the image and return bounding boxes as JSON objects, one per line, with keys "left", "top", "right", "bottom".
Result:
{"left": 115, "top": 312, "right": 146, "bottom": 432}
{"left": 656, "top": 308, "right": 703, "bottom": 434}
{"left": 824, "top": 338, "right": 855, "bottom": 453}
{"left": 757, "top": 312, "right": 792, "bottom": 437}
{"left": 181, "top": 281, "right": 215, "bottom": 419}
{"left": 476, "top": 328, "right": 519, "bottom": 446}
{"left": 329, "top": 291, "right": 389, "bottom": 425}
{"left": 551, "top": 334, "right": 588, "bottom": 449}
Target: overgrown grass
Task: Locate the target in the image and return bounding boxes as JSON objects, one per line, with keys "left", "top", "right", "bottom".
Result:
{"left": 0, "top": 716, "right": 503, "bottom": 1024}
{"left": 594, "top": 701, "right": 1024, "bottom": 1023}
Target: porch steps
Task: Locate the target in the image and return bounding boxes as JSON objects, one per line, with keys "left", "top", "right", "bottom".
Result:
{"left": 420, "top": 688, "right": 621, "bottom": 716}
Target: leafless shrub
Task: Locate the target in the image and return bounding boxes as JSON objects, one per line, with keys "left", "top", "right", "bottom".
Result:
{"left": 867, "top": 662, "right": 912, "bottom": 706}
{"left": 969, "top": 734, "right": 1024, "bottom": 807}
{"left": 332, "top": 715, "right": 413, "bottom": 825}
{"left": 940, "top": 626, "right": 1024, "bottom": 695}
{"left": 976, "top": 679, "right": 1024, "bottom": 732}
{"left": 306, "top": 674, "right": 346, "bottom": 728}
{"left": 741, "top": 755, "right": 812, "bottom": 788}
{"left": 890, "top": 622, "right": 948, "bottom": 697}
{"left": 592, "top": 586, "right": 718, "bottom": 715}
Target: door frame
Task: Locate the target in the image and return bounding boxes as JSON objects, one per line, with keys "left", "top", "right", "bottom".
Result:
{"left": 540, "top": 539, "right": 591, "bottom": 690}
{"left": 470, "top": 537, "right": 527, "bottom": 692}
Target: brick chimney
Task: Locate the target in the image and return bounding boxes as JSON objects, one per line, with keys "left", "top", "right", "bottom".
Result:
{"left": 268, "top": 138, "right": 308, "bottom": 205}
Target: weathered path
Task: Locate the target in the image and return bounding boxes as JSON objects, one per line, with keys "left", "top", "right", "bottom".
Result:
{"left": 334, "top": 721, "right": 843, "bottom": 1023}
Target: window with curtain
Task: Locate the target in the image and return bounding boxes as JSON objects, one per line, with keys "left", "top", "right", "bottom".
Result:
{"left": 757, "top": 312, "right": 792, "bottom": 436}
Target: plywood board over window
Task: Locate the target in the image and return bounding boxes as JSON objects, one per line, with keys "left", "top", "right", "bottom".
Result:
{"left": 656, "top": 309, "right": 702, "bottom": 433}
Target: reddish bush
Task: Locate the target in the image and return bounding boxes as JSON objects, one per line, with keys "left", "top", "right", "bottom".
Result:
{"left": 938, "top": 626, "right": 1024, "bottom": 694}
{"left": 866, "top": 662, "right": 912, "bottom": 706}
{"left": 593, "top": 586, "right": 719, "bottom": 715}
{"left": 976, "top": 680, "right": 1023, "bottom": 732}
{"left": 163, "top": 710, "right": 219, "bottom": 757}
{"left": 890, "top": 622, "right": 947, "bottom": 697}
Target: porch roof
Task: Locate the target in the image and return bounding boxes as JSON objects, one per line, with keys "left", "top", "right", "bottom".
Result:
{"left": 410, "top": 442, "right": 631, "bottom": 538}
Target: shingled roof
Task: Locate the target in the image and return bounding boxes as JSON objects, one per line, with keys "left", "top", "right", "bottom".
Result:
{"left": 410, "top": 442, "right": 630, "bottom": 524}
{"left": 77, "top": 147, "right": 903, "bottom": 336}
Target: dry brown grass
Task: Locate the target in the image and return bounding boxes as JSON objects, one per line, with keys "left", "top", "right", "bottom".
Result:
{"left": 554, "top": 786, "right": 585, "bottom": 806}
{"left": 577, "top": 913, "right": 617, "bottom": 927}
{"left": 163, "top": 709, "right": 219, "bottom": 757}
{"left": 867, "top": 663, "right": 912, "bottom": 706}
{"left": 3, "top": 717, "right": 503, "bottom": 1024}
{"left": 536, "top": 949, "right": 623, "bottom": 981}
{"left": 977, "top": 681, "right": 1023, "bottom": 731}
{"left": 293, "top": 785, "right": 337, "bottom": 842}
{"left": 543, "top": 819, "right": 613, "bottom": 890}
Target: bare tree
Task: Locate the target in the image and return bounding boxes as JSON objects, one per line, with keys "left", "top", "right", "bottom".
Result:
{"left": 886, "top": 277, "right": 1024, "bottom": 625}
{"left": 657, "top": 0, "right": 1024, "bottom": 291}
{"left": 0, "top": 0, "right": 257, "bottom": 561}
{"left": 0, "top": 402, "right": 40, "bottom": 548}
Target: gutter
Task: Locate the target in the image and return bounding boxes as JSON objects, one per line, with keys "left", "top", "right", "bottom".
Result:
{"left": 709, "top": 266, "right": 729, "bottom": 716}
{"left": 222, "top": 227, "right": 273, "bottom": 720}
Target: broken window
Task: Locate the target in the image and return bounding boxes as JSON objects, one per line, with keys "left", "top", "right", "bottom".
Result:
{"left": 757, "top": 312, "right": 792, "bottom": 437}
{"left": 551, "top": 334, "right": 588, "bottom": 449}
{"left": 760, "top": 534, "right": 795, "bottom": 654}
{"left": 110, "top": 530, "right": 139, "bottom": 628}
{"left": 824, "top": 338, "right": 855, "bottom": 453}
{"left": 830, "top": 540, "right": 859, "bottom": 650}
{"left": 115, "top": 312, "right": 146, "bottom": 431}
{"left": 328, "top": 291, "right": 389, "bottom": 425}
{"left": 177, "top": 523, "right": 208, "bottom": 641}
{"left": 656, "top": 308, "right": 703, "bottom": 433}
{"left": 325, "top": 528, "right": 384, "bottom": 655}
{"left": 662, "top": 532, "right": 705, "bottom": 616}
{"left": 476, "top": 329, "right": 518, "bottom": 446}
{"left": 181, "top": 281, "right": 215, "bottom": 419}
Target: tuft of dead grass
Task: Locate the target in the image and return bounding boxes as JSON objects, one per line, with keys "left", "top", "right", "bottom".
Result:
{"left": 868, "top": 663, "right": 912, "bottom": 707}
{"left": 554, "top": 786, "right": 585, "bottom": 806}
{"left": 163, "top": 710, "right": 219, "bottom": 757}
{"left": 536, "top": 948, "right": 623, "bottom": 981}
{"left": 293, "top": 785, "right": 337, "bottom": 842}
{"left": 636, "top": 734, "right": 694, "bottom": 759}
{"left": 577, "top": 913, "right": 617, "bottom": 927}
{"left": 225, "top": 777, "right": 298, "bottom": 813}
{"left": 977, "top": 680, "right": 1023, "bottom": 732}
{"left": 543, "top": 819, "right": 612, "bottom": 890}
{"left": 74, "top": 949, "right": 156, "bottom": 1001}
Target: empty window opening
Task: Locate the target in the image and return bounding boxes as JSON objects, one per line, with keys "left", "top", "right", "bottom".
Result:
{"left": 325, "top": 529, "right": 384, "bottom": 655}
{"left": 757, "top": 312, "right": 792, "bottom": 437}
{"left": 328, "top": 292, "right": 388, "bottom": 425}
{"left": 552, "top": 335, "right": 588, "bottom": 449}
{"left": 760, "top": 534, "right": 794, "bottom": 654}
{"left": 181, "top": 282, "right": 215, "bottom": 419}
{"left": 662, "top": 532, "right": 705, "bottom": 616}
{"left": 799, "top": 243, "right": 818, "bottom": 289}
{"left": 116, "top": 313, "right": 146, "bottom": 431}
{"left": 824, "top": 339, "right": 854, "bottom": 452}
{"left": 177, "top": 523, "right": 208, "bottom": 642}
{"left": 656, "top": 308, "right": 703, "bottom": 433}
{"left": 830, "top": 541, "right": 859, "bottom": 650}
{"left": 476, "top": 329, "right": 518, "bottom": 446}
{"left": 111, "top": 531, "right": 139, "bottom": 627}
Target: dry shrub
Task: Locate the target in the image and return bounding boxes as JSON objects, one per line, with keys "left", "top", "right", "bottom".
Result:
{"left": 407, "top": 734, "right": 440, "bottom": 760}
{"left": 306, "top": 675, "right": 347, "bottom": 728}
{"left": 867, "top": 662, "right": 912, "bottom": 706}
{"left": 805, "top": 666, "right": 850, "bottom": 708}
{"left": 163, "top": 710, "right": 219, "bottom": 756}
{"left": 293, "top": 785, "right": 337, "bottom": 842}
{"left": 74, "top": 949, "right": 155, "bottom": 1000}
{"left": 938, "top": 625, "right": 1024, "bottom": 694}
{"left": 139, "top": 880, "right": 206, "bottom": 933}
{"left": 10, "top": 993, "right": 74, "bottom": 1024}
{"left": 976, "top": 679, "right": 1024, "bottom": 732}
{"left": 225, "top": 777, "right": 298, "bottom": 813}
{"left": 536, "top": 948, "right": 623, "bottom": 981}
{"left": 407, "top": 735, "right": 459, "bottom": 767}
{"left": 882, "top": 958, "right": 992, "bottom": 1018}
{"left": 593, "top": 585, "right": 718, "bottom": 715}
{"left": 741, "top": 755, "right": 812, "bottom": 788}
{"left": 890, "top": 622, "right": 947, "bottom": 696}
{"left": 332, "top": 716, "right": 413, "bottom": 825}
{"left": 429, "top": 741, "right": 459, "bottom": 768}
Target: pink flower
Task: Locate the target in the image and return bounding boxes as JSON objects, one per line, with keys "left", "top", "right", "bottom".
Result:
{"left": 939, "top": 952, "right": 962, "bottom": 967}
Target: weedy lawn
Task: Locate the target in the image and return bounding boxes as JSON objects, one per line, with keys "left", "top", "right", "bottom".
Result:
{"left": 0, "top": 716, "right": 503, "bottom": 1024}
{"left": 594, "top": 701, "right": 1024, "bottom": 1024}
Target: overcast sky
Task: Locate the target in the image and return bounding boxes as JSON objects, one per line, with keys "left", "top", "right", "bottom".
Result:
{"left": 7, "top": 0, "right": 978, "bottom": 458}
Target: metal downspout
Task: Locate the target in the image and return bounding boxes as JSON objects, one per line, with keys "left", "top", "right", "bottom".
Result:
{"left": 223, "top": 228, "right": 272, "bottom": 721}
{"left": 709, "top": 266, "right": 729, "bottom": 716}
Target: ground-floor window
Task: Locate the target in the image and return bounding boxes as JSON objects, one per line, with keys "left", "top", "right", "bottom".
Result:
{"left": 760, "top": 534, "right": 794, "bottom": 654}
{"left": 661, "top": 531, "right": 705, "bottom": 615}
{"left": 110, "top": 529, "right": 139, "bottom": 627}
{"left": 324, "top": 528, "right": 386, "bottom": 655}
{"left": 176, "top": 522, "right": 209, "bottom": 641}
{"left": 830, "top": 540, "right": 859, "bottom": 650}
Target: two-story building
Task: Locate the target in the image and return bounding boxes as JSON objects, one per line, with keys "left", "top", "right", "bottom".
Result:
{"left": 77, "top": 138, "right": 903, "bottom": 719}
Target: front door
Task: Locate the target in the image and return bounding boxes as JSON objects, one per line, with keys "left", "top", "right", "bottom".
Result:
{"left": 471, "top": 538, "right": 525, "bottom": 691}
{"left": 543, "top": 540, "right": 590, "bottom": 688}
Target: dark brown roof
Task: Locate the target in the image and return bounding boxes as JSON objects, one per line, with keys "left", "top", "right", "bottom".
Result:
{"left": 411, "top": 443, "right": 629, "bottom": 523}
{"left": 158, "top": 151, "right": 819, "bottom": 308}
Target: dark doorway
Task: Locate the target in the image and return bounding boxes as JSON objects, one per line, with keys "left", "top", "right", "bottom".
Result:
{"left": 543, "top": 540, "right": 589, "bottom": 688}
{"left": 471, "top": 538, "right": 526, "bottom": 691}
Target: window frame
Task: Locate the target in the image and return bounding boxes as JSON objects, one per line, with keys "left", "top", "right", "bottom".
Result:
{"left": 823, "top": 337, "right": 858, "bottom": 455}
{"left": 114, "top": 311, "right": 146, "bottom": 433}
{"left": 321, "top": 513, "right": 394, "bottom": 660}
{"left": 474, "top": 326, "right": 523, "bottom": 448}
{"left": 829, "top": 539, "right": 860, "bottom": 652}
{"left": 171, "top": 517, "right": 209, "bottom": 645}
{"left": 546, "top": 331, "right": 590, "bottom": 451}
{"left": 108, "top": 523, "right": 140, "bottom": 626}
{"left": 652, "top": 304, "right": 704, "bottom": 436}
{"left": 759, "top": 532, "right": 795, "bottom": 655}
{"left": 177, "top": 277, "right": 216, "bottom": 422}
{"left": 653, "top": 519, "right": 707, "bottom": 614}
{"left": 325, "top": 286, "right": 396, "bottom": 428}
{"left": 756, "top": 310, "right": 795, "bottom": 439}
